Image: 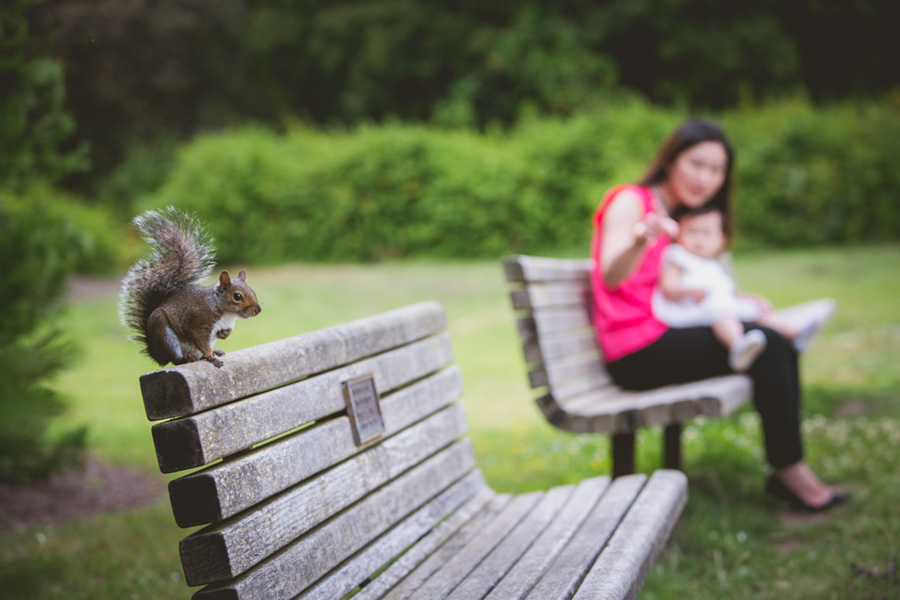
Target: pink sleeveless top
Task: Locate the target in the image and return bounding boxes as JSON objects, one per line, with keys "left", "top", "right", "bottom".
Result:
{"left": 590, "top": 185, "right": 669, "bottom": 362}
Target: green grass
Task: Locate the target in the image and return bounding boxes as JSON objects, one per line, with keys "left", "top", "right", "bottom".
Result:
{"left": 2, "top": 245, "right": 899, "bottom": 599}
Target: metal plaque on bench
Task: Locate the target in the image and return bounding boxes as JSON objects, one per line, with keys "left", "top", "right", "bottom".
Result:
{"left": 342, "top": 374, "right": 385, "bottom": 445}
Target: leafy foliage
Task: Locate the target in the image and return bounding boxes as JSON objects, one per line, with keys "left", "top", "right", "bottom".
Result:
{"left": 148, "top": 98, "right": 900, "bottom": 263}
{"left": 0, "top": 0, "right": 86, "bottom": 190}
{"left": 0, "top": 193, "right": 88, "bottom": 481}
{"left": 23, "top": 0, "right": 898, "bottom": 191}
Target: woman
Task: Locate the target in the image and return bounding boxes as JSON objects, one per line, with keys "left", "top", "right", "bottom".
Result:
{"left": 590, "top": 118, "right": 845, "bottom": 511}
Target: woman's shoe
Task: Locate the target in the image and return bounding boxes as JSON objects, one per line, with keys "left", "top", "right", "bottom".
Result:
{"left": 765, "top": 474, "right": 849, "bottom": 512}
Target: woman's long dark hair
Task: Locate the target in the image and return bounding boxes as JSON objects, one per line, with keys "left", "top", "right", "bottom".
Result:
{"left": 638, "top": 119, "right": 735, "bottom": 236}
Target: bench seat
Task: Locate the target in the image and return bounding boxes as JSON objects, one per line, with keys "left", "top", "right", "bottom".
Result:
{"left": 141, "top": 301, "right": 687, "bottom": 599}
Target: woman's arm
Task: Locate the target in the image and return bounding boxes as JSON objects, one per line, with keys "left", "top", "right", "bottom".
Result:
{"left": 600, "top": 189, "right": 678, "bottom": 288}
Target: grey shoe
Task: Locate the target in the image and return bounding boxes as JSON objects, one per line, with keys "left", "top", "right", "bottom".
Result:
{"left": 729, "top": 329, "right": 767, "bottom": 372}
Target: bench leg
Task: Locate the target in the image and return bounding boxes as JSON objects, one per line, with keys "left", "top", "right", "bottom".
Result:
{"left": 611, "top": 432, "right": 636, "bottom": 478}
{"left": 663, "top": 423, "right": 682, "bottom": 470}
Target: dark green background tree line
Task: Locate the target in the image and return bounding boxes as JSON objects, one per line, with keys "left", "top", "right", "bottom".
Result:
{"left": 17, "top": 0, "right": 899, "bottom": 193}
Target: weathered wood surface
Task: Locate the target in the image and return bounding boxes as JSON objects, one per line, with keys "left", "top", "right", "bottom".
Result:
{"left": 572, "top": 470, "right": 688, "bottom": 600}
{"left": 403, "top": 491, "right": 545, "bottom": 600}
{"left": 194, "top": 438, "right": 478, "bottom": 600}
{"left": 180, "top": 410, "right": 471, "bottom": 585}
{"left": 374, "top": 493, "right": 516, "bottom": 600}
{"left": 544, "top": 374, "right": 753, "bottom": 435}
{"left": 483, "top": 477, "right": 609, "bottom": 600}
{"left": 295, "top": 473, "right": 491, "bottom": 600}
{"left": 521, "top": 474, "right": 648, "bottom": 600}
{"left": 445, "top": 485, "right": 572, "bottom": 600}
{"left": 140, "top": 301, "right": 447, "bottom": 420}
{"left": 503, "top": 256, "right": 592, "bottom": 283}
{"left": 349, "top": 489, "right": 502, "bottom": 600}
{"left": 505, "top": 253, "right": 837, "bottom": 475}
{"left": 528, "top": 351, "right": 607, "bottom": 390}
{"left": 517, "top": 308, "right": 592, "bottom": 341}
{"left": 152, "top": 333, "right": 454, "bottom": 472}
{"left": 170, "top": 376, "right": 466, "bottom": 527}
{"left": 509, "top": 282, "right": 588, "bottom": 311}
{"left": 139, "top": 301, "right": 689, "bottom": 600}
{"left": 521, "top": 331, "right": 598, "bottom": 364}
{"left": 347, "top": 473, "right": 684, "bottom": 600}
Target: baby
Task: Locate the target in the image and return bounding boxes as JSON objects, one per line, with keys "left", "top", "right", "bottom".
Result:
{"left": 653, "top": 205, "right": 817, "bottom": 372}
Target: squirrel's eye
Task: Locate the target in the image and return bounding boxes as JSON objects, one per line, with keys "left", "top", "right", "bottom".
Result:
{"left": 233, "top": 292, "right": 243, "bottom": 302}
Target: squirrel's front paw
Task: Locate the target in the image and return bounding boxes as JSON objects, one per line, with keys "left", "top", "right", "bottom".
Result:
{"left": 203, "top": 354, "right": 225, "bottom": 368}
{"left": 213, "top": 349, "right": 226, "bottom": 357}
{"left": 216, "top": 328, "right": 233, "bottom": 340}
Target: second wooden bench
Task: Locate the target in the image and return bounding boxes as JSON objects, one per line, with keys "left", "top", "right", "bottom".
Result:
{"left": 503, "top": 254, "right": 836, "bottom": 478}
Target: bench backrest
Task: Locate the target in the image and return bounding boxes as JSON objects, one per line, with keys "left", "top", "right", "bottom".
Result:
{"left": 141, "top": 302, "right": 488, "bottom": 600}
{"left": 502, "top": 255, "right": 625, "bottom": 427}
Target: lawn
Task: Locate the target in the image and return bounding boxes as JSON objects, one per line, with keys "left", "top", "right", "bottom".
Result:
{"left": 1, "top": 244, "right": 898, "bottom": 599}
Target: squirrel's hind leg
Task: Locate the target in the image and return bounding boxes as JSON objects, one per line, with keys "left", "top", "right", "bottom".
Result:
{"left": 147, "top": 310, "right": 187, "bottom": 366}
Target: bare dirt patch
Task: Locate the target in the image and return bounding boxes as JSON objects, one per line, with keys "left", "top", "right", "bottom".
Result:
{"left": 0, "top": 458, "right": 167, "bottom": 534}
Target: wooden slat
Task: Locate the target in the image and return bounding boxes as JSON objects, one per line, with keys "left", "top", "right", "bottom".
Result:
{"left": 572, "top": 470, "right": 688, "bottom": 600}
{"left": 540, "top": 370, "right": 613, "bottom": 402}
{"left": 169, "top": 371, "right": 465, "bottom": 527}
{"left": 193, "top": 437, "right": 478, "bottom": 600}
{"left": 152, "top": 333, "right": 454, "bottom": 472}
{"left": 350, "top": 488, "right": 499, "bottom": 600}
{"left": 353, "top": 493, "right": 514, "bottom": 600}
{"left": 446, "top": 485, "right": 573, "bottom": 600}
{"left": 179, "top": 409, "right": 472, "bottom": 586}
{"left": 296, "top": 470, "right": 490, "bottom": 600}
{"left": 484, "top": 476, "right": 610, "bottom": 600}
{"left": 522, "top": 474, "right": 648, "bottom": 600}
{"left": 140, "top": 301, "right": 447, "bottom": 420}
{"left": 538, "top": 374, "right": 751, "bottom": 435}
{"left": 522, "top": 330, "right": 598, "bottom": 364}
{"left": 564, "top": 392, "right": 671, "bottom": 433}
{"left": 503, "top": 255, "right": 592, "bottom": 284}
{"left": 625, "top": 375, "right": 752, "bottom": 419}
{"left": 517, "top": 308, "right": 592, "bottom": 341}
{"left": 394, "top": 492, "right": 545, "bottom": 600}
{"left": 509, "top": 282, "right": 589, "bottom": 311}
{"left": 529, "top": 352, "right": 606, "bottom": 390}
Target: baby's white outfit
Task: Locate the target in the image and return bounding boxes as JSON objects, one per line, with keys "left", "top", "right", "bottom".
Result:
{"left": 653, "top": 244, "right": 761, "bottom": 327}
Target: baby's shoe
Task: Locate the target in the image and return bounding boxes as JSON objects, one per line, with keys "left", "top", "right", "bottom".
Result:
{"left": 790, "top": 297, "right": 836, "bottom": 352}
{"left": 729, "top": 329, "right": 767, "bottom": 372}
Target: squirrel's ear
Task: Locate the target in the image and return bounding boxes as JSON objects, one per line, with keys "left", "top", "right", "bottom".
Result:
{"left": 219, "top": 270, "right": 232, "bottom": 287}
{"left": 237, "top": 268, "right": 247, "bottom": 282}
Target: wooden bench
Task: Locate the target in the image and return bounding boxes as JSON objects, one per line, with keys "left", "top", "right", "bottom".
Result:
{"left": 503, "top": 254, "right": 836, "bottom": 478}
{"left": 140, "top": 302, "right": 687, "bottom": 600}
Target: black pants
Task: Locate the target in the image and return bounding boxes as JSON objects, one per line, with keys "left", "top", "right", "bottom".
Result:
{"left": 606, "top": 325, "right": 803, "bottom": 469}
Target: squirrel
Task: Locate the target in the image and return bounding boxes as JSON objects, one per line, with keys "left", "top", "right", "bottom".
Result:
{"left": 119, "top": 207, "right": 261, "bottom": 368}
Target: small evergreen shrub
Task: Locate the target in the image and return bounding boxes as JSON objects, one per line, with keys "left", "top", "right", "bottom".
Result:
{"left": 0, "top": 190, "right": 88, "bottom": 482}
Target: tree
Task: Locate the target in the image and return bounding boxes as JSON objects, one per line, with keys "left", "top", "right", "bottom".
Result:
{"left": 0, "top": 0, "right": 87, "bottom": 482}
{"left": 0, "top": 0, "right": 86, "bottom": 190}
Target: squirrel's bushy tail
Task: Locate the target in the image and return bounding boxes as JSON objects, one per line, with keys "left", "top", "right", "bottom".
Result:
{"left": 119, "top": 207, "right": 216, "bottom": 348}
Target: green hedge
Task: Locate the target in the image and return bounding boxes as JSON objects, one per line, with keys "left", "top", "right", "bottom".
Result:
{"left": 724, "top": 99, "right": 900, "bottom": 246}
{"left": 148, "top": 98, "right": 900, "bottom": 263}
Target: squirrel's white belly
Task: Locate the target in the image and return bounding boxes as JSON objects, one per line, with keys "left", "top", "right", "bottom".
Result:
{"left": 209, "top": 313, "right": 240, "bottom": 346}
{"left": 174, "top": 314, "right": 240, "bottom": 361}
